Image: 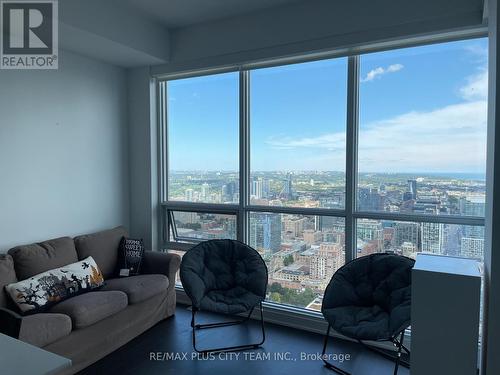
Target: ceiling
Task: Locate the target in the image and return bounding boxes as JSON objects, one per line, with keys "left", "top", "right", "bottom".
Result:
{"left": 120, "top": 0, "right": 306, "bottom": 28}
{"left": 58, "top": 0, "right": 486, "bottom": 68}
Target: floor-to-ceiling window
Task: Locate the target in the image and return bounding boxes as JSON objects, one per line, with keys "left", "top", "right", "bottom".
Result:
{"left": 159, "top": 37, "right": 487, "bottom": 312}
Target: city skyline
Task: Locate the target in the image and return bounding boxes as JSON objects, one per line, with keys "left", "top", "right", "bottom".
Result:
{"left": 169, "top": 169, "right": 486, "bottom": 179}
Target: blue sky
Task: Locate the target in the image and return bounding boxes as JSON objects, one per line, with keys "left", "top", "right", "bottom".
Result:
{"left": 168, "top": 38, "right": 488, "bottom": 174}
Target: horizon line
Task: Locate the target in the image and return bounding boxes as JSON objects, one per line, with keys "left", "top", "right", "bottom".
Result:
{"left": 169, "top": 170, "right": 486, "bottom": 176}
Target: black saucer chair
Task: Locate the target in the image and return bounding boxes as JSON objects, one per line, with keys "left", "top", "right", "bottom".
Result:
{"left": 321, "top": 253, "right": 415, "bottom": 375}
{"left": 180, "top": 239, "right": 268, "bottom": 353}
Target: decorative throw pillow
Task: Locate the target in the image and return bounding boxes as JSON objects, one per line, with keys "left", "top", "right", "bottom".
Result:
{"left": 5, "top": 256, "right": 104, "bottom": 314}
{"left": 116, "top": 237, "right": 144, "bottom": 277}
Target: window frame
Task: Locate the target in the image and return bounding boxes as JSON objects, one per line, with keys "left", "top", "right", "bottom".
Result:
{"left": 168, "top": 209, "right": 239, "bottom": 244}
{"left": 157, "top": 38, "right": 487, "bottom": 306}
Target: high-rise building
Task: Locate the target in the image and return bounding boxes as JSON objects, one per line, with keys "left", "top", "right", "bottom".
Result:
{"left": 403, "top": 191, "right": 414, "bottom": 202}
{"left": 283, "top": 216, "right": 307, "bottom": 237}
{"left": 412, "top": 194, "right": 443, "bottom": 215}
{"left": 408, "top": 179, "right": 417, "bottom": 200}
{"left": 460, "top": 237, "right": 484, "bottom": 259}
{"left": 357, "top": 219, "right": 383, "bottom": 241}
{"left": 401, "top": 241, "right": 417, "bottom": 258}
{"left": 262, "top": 179, "right": 270, "bottom": 198}
{"left": 222, "top": 181, "right": 237, "bottom": 202}
{"left": 281, "top": 173, "right": 294, "bottom": 200}
{"left": 421, "top": 222, "right": 444, "bottom": 254}
{"left": 200, "top": 183, "right": 210, "bottom": 201}
{"left": 357, "top": 219, "right": 383, "bottom": 251}
{"left": 185, "top": 188, "right": 194, "bottom": 202}
{"left": 459, "top": 195, "right": 485, "bottom": 259}
{"left": 394, "top": 222, "right": 420, "bottom": 247}
{"left": 318, "top": 214, "right": 345, "bottom": 233}
{"left": 358, "top": 187, "right": 384, "bottom": 211}
{"left": 310, "top": 243, "right": 343, "bottom": 281}
{"left": 225, "top": 217, "right": 237, "bottom": 240}
{"left": 250, "top": 213, "right": 282, "bottom": 254}
{"left": 251, "top": 179, "right": 263, "bottom": 198}
{"left": 460, "top": 195, "right": 486, "bottom": 217}
{"left": 322, "top": 230, "right": 344, "bottom": 244}
{"left": 303, "top": 230, "right": 323, "bottom": 245}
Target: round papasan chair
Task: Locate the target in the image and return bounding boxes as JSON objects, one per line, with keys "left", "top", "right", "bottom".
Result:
{"left": 321, "top": 253, "right": 415, "bottom": 375}
{"left": 180, "top": 239, "right": 268, "bottom": 353}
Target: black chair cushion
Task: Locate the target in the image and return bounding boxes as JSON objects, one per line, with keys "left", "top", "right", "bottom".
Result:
{"left": 180, "top": 240, "right": 268, "bottom": 314}
{"left": 322, "top": 253, "right": 414, "bottom": 341}
{"left": 201, "top": 287, "right": 264, "bottom": 315}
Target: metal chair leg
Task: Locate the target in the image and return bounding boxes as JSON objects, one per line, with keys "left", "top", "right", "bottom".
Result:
{"left": 357, "top": 335, "right": 410, "bottom": 369}
{"left": 393, "top": 331, "right": 405, "bottom": 375}
{"left": 322, "top": 325, "right": 351, "bottom": 375}
{"left": 323, "top": 327, "right": 410, "bottom": 375}
{"left": 193, "top": 307, "right": 255, "bottom": 330}
{"left": 191, "top": 302, "right": 266, "bottom": 354}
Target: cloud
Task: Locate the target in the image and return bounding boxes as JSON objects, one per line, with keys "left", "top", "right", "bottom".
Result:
{"left": 266, "top": 132, "right": 345, "bottom": 151}
{"left": 361, "top": 63, "right": 404, "bottom": 83}
{"left": 387, "top": 64, "right": 404, "bottom": 72}
{"left": 263, "top": 70, "right": 487, "bottom": 173}
{"left": 358, "top": 100, "right": 487, "bottom": 172}
{"left": 459, "top": 69, "right": 488, "bottom": 101}
{"left": 464, "top": 43, "right": 488, "bottom": 62}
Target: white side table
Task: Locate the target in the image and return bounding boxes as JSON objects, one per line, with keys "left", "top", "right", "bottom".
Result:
{"left": 411, "top": 253, "right": 481, "bottom": 375}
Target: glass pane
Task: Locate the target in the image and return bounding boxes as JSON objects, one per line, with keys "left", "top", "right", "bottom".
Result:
{"left": 250, "top": 58, "right": 348, "bottom": 209}
{"left": 167, "top": 72, "right": 239, "bottom": 204}
{"left": 170, "top": 211, "right": 237, "bottom": 242}
{"left": 358, "top": 39, "right": 488, "bottom": 216}
{"left": 356, "top": 218, "right": 484, "bottom": 261}
{"left": 165, "top": 249, "right": 184, "bottom": 286}
{"left": 249, "top": 212, "right": 345, "bottom": 311}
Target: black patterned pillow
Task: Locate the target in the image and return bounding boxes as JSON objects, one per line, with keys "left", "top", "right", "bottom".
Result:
{"left": 4, "top": 256, "right": 104, "bottom": 314}
{"left": 117, "top": 237, "right": 144, "bottom": 277}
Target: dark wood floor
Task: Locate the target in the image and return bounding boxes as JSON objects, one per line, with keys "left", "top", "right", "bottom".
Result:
{"left": 79, "top": 306, "right": 409, "bottom": 375}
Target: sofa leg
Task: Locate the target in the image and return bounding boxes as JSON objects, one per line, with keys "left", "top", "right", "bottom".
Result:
{"left": 191, "top": 302, "right": 265, "bottom": 354}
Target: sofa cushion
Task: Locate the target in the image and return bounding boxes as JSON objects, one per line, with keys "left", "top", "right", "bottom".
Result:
{"left": 0, "top": 254, "right": 17, "bottom": 309}
{"left": 74, "top": 227, "right": 128, "bottom": 279}
{"left": 5, "top": 256, "right": 105, "bottom": 314}
{"left": 8, "top": 237, "right": 78, "bottom": 280}
{"left": 101, "top": 275, "right": 168, "bottom": 304}
{"left": 49, "top": 291, "right": 127, "bottom": 329}
{"left": 19, "top": 313, "right": 72, "bottom": 347}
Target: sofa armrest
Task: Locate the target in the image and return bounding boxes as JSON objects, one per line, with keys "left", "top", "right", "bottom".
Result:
{"left": 142, "top": 251, "right": 181, "bottom": 290}
{"left": 0, "top": 307, "right": 22, "bottom": 339}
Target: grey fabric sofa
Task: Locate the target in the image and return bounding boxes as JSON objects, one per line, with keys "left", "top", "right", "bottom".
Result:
{"left": 0, "top": 226, "right": 181, "bottom": 374}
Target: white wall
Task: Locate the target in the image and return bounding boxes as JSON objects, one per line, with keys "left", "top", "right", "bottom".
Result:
{"left": 0, "top": 50, "right": 129, "bottom": 251}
